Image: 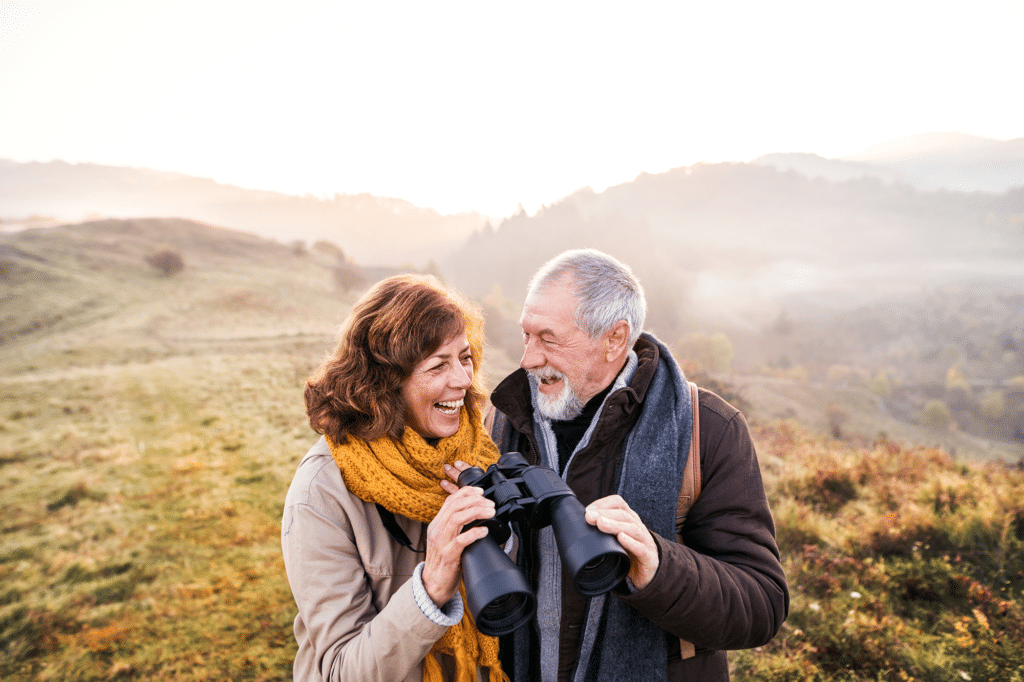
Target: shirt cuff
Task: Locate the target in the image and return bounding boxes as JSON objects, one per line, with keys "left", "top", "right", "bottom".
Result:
{"left": 412, "top": 562, "right": 464, "bottom": 627}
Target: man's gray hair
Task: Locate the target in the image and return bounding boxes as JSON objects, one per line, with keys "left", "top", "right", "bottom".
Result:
{"left": 528, "top": 249, "right": 647, "bottom": 345}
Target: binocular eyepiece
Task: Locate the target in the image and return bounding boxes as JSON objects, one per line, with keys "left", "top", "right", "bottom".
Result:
{"left": 456, "top": 452, "right": 630, "bottom": 636}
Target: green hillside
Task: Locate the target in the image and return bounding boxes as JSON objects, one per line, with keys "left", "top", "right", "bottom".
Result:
{"left": 2, "top": 219, "right": 1022, "bottom": 680}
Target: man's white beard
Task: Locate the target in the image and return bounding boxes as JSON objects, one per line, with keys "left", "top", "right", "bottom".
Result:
{"left": 528, "top": 367, "right": 584, "bottom": 421}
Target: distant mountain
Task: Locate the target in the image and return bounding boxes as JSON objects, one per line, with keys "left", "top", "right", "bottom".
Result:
{"left": 0, "top": 159, "right": 486, "bottom": 266}
{"left": 754, "top": 133, "right": 1024, "bottom": 194}
{"left": 752, "top": 153, "right": 909, "bottom": 185}
{"left": 846, "top": 132, "right": 1024, "bottom": 193}
{"left": 444, "top": 160, "right": 1024, "bottom": 340}
{"left": 848, "top": 131, "right": 1017, "bottom": 163}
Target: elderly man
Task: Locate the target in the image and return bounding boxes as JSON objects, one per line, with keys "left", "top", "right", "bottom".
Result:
{"left": 485, "top": 249, "right": 788, "bottom": 682}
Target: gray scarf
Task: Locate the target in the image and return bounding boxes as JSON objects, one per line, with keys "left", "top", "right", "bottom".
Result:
{"left": 515, "top": 334, "right": 693, "bottom": 682}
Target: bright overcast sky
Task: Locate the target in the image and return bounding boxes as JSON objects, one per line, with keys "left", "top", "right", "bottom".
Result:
{"left": 2, "top": 0, "right": 1022, "bottom": 218}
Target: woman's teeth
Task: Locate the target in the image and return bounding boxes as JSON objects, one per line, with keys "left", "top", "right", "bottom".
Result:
{"left": 435, "top": 399, "right": 463, "bottom": 414}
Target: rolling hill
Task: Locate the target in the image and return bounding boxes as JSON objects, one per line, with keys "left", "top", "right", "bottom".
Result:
{"left": 0, "top": 159, "right": 486, "bottom": 267}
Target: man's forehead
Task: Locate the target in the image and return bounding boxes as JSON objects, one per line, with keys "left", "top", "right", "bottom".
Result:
{"left": 521, "top": 285, "right": 579, "bottom": 331}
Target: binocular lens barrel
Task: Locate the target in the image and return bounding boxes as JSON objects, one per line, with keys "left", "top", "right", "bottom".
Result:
{"left": 461, "top": 533, "right": 535, "bottom": 637}
{"left": 574, "top": 552, "right": 631, "bottom": 594}
{"left": 547, "top": 495, "right": 631, "bottom": 596}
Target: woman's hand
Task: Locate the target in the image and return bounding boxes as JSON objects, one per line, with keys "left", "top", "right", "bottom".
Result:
{"left": 421, "top": 462, "right": 495, "bottom": 606}
{"left": 585, "top": 495, "right": 659, "bottom": 590}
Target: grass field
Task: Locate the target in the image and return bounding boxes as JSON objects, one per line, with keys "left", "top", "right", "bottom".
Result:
{"left": 0, "top": 344, "right": 324, "bottom": 680}
{"left": 3, "top": 219, "right": 1022, "bottom": 680}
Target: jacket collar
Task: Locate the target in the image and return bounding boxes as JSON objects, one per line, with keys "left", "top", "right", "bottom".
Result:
{"left": 489, "top": 333, "right": 662, "bottom": 433}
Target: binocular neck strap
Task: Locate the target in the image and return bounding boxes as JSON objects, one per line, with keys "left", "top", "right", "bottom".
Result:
{"left": 375, "top": 504, "right": 425, "bottom": 554}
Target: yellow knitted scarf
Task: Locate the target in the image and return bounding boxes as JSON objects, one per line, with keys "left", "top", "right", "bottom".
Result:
{"left": 328, "top": 406, "right": 507, "bottom": 682}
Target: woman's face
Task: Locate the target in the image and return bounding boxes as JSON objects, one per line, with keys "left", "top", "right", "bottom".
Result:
{"left": 401, "top": 333, "right": 474, "bottom": 439}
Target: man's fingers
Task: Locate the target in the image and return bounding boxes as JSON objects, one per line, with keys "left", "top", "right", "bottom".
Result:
{"left": 587, "top": 494, "right": 627, "bottom": 511}
{"left": 586, "top": 503, "right": 641, "bottom": 530}
{"left": 614, "top": 529, "right": 648, "bottom": 555}
{"left": 588, "top": 510, "right": 641, "bottom": 539}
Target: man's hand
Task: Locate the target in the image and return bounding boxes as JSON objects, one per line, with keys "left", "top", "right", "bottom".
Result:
{"left": 585, "top": 495, "right": 659, "bottom": 590}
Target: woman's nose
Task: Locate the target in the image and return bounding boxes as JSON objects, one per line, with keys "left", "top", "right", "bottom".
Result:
{"left": 451, "top": 362, "right": 473, "bottom": 388}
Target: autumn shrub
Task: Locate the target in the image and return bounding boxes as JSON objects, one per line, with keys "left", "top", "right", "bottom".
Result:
{"left": 826, "top": 402, "right": 849, "bottom": 439}
{"left": 739, "top": 421, "right": 1024, "bottom": 681}
{"left": 675, "top": 331, "right": 734, "bottom": 373}
{"left": 771, "top": 500, "right": 828, "bottom": 554}
{"left": 884, "top": 557, "right": 973, "bottom": 624}
{"left": 919, "top": 399, "right": 951, "bottom": 430}
{"left": 777, "top": 442, "right": 859, "bottom": 514}
{"left": 980, "top": 389, "right": 1007, "bottom": 421}
{"left": 144, "top": 247, "right": 185, "bottom": 276}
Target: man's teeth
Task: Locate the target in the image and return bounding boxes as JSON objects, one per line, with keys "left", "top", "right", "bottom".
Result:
{"left": 436, "top": 399, "right": 464, "bottom": 413}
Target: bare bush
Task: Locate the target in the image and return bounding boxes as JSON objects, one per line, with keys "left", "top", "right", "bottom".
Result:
{"left": 145, "top": 247, "right": 185, "bottom": 277}
{"left": 919, "top": 399, "right": 952, "bottom": 431}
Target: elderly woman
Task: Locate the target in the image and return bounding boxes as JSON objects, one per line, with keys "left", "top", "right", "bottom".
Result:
{"left": 282, "top": 274, "right": 506, "bottom": 682}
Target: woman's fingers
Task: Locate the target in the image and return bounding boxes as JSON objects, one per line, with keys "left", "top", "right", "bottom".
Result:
{"left": 442, "top": 460, "right": 474, "bottom": 483}
{"left": 433, "top": 486, "right": 493, "bottom": 530}
{"left": 422, "top": 484, "right": 495, "bottom": 605}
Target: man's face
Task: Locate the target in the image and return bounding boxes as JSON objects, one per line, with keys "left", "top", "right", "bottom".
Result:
{"left": 519, "top": 275, "right": 608, "bottom": 421}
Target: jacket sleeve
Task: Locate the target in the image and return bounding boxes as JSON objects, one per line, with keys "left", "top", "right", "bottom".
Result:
{"left": 281, "top": 454, "right": 450, "bottom": 681}
{"left": 617, "top": 405, "right": 789, "bottom": 651}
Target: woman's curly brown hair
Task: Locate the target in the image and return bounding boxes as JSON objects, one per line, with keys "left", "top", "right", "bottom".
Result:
{"left": 304, "top": 274, "right": 486, "bottom": 444}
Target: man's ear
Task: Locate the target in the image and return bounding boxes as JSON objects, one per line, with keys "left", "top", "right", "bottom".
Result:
{"left": 604, "top": 320, "right": 630, "bottom": 360}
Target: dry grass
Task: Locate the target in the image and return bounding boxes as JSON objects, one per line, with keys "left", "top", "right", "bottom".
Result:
{"left": 3, "top": 219, "right": 1022, "bottom": 680}
{"left": 0, "top": 350, "right": 312, "bottom": 680}
{"left": 736, "top": 421, "right": 1024, "bottom": 681}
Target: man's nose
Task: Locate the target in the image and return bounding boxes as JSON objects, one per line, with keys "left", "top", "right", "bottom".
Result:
{"left": 520, "top": 336, "right": 543, "bottom": 370}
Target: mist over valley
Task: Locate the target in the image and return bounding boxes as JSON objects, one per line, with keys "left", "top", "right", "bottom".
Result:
{"left": 3, "top": 132, "right": 1023, "bottom": 462}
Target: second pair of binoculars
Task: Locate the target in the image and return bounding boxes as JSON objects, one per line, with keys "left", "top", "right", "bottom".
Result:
{"left": 456, "top": 451, "right": 631, "bottom": 637}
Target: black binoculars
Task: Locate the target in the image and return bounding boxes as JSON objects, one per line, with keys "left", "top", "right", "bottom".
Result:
{"left": 457, "top": 451, "right": 630, "bottom": 636}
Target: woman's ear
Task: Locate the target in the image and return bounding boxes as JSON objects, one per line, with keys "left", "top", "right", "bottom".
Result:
{"left": 604, "top": 320, "right": 630, "bottom": 361}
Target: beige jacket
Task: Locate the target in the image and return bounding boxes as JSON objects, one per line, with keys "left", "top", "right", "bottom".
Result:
{"left": 282, "top": 437, "right": 482, "bottom": 681}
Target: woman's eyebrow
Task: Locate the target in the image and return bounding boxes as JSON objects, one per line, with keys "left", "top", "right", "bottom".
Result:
{"left": 428, "top": 344, "right": 471, "bottom": 361}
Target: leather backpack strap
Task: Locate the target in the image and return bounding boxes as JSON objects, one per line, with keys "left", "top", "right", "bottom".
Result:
{"left": 676, "top": 381, "right": 701, "bottom": 660}
{"left": 675, "top": 381, "right": 702, "bottom": 536}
